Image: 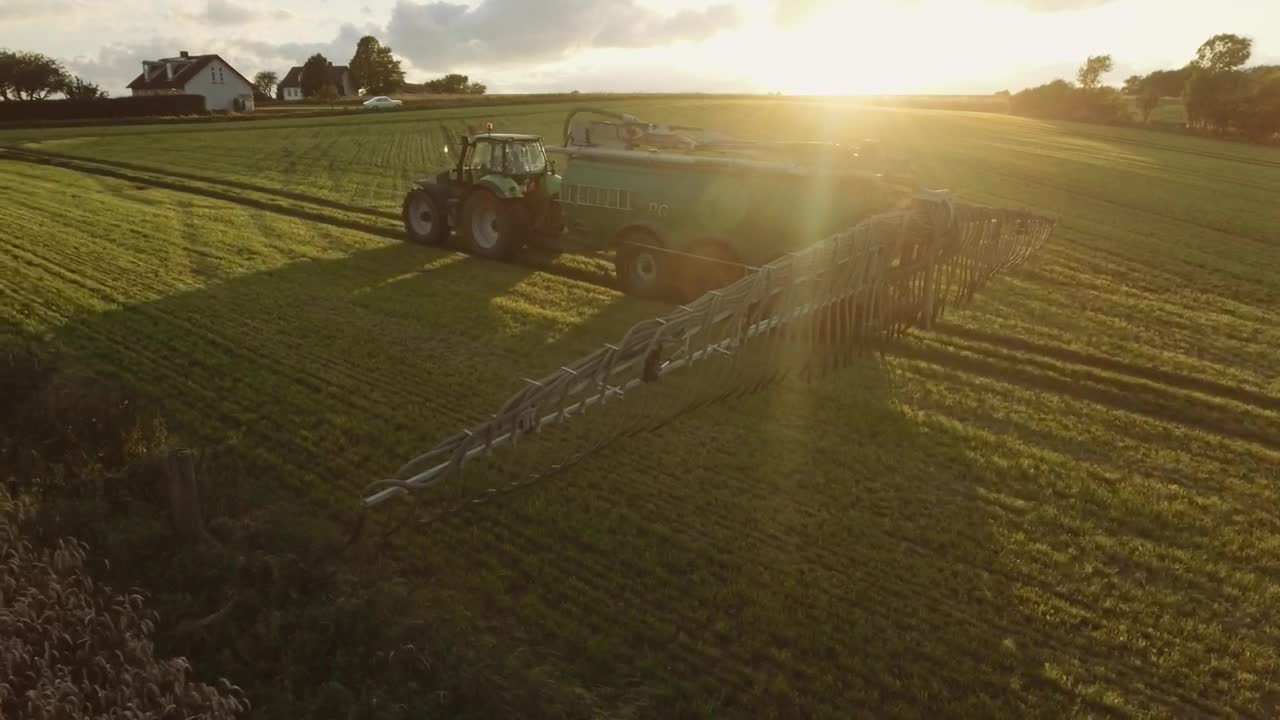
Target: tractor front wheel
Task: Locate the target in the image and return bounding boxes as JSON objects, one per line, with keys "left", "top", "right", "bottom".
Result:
{"left": 402, "top": 187, "right": 449, "bottom": 245}
{"left": 461, "top": 191, "right": 527, "bottom": 259}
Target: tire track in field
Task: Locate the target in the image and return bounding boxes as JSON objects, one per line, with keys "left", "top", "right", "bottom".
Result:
{"left": 892, "top": 340, "right": 1280, "bottom": 455}
{"left": 1062, "top": 128, "right": 1280, "bottom": 170}
{"left": 0, "top": 148, "right": 619, "bottom": 292}
{"left": 951, "top": 157, "right": 1280, "bottom": 249}
{"left": 10, "top": 146, "right": 399, "bottom": 222}
{"left": 933, "top": 322, "right": 1280, "bottom": 413}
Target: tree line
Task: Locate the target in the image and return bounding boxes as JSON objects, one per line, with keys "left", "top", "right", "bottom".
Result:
{"left": 251, "top": 35, "right": 486, "bottom": 102}
{"left": 0, "top": 50, "right": 106, "bottom": 101}
{"left": 1012, "top": 33, "right": 1280, "bottom": 141}
{"left": 1, "top": 35, "right": 487, "bottom": 108}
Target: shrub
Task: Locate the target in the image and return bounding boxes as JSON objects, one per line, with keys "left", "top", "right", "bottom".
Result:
{"left": 1237, "top": 75, "right": 1280, "bottom": 140}
{"left": 1011, "top": 80, "right": 1125, "bottom": 124}
{"left": 0, "top": 94, "right": 206, "bottom": 122}
{"left": 0, "top": 488, "right": 249, "bottom": 718}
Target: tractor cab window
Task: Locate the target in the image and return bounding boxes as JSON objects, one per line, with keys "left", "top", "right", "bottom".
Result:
{"left": 466, "top": 140, "right": 495, "bottom": 172}
{"left": 506, "top": 142, "right": 547, "bottom": 175}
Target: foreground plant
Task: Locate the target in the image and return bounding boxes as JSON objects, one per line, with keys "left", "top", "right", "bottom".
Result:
{"left": 0, "top": 490, "right": 248, "bottom": 719}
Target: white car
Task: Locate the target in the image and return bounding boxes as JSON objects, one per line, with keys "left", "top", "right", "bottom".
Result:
{"left": 362, "top": 96, "right": 403, "bottom": 110}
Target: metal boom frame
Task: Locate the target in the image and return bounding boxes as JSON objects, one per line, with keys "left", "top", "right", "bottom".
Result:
{"left": 363, "top": 192, "right": 1055, "bottom": 508}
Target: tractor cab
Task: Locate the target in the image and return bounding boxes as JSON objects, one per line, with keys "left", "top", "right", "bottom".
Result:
{"left": 446, "top": 132, "right": 553, "bottom": 185}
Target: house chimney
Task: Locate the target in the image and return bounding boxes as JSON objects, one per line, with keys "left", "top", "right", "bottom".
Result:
{"left": 180, "top": 51, "right": 189, "bottom": 58}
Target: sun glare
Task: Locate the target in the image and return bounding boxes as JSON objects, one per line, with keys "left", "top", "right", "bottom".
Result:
{"left": 728, "top": 0, "right": 1028, "bottom": 95}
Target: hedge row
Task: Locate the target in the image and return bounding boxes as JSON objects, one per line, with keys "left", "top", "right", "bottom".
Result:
{"left": 0, "top": 94, "right": 207, "bottom": 121}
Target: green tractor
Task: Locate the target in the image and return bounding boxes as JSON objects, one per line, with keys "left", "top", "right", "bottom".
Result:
{"left": 403, "top": 110, "right": 913, "bottom": 302}
{"left": 402, "top": 129, "right": 562, "bottom": 259}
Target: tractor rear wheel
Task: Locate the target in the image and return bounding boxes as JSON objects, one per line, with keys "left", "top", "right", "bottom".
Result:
{"left": 677, "top": 240, "right": 746, "bottom": 303}
{"left": 402, "top": 188, "right": 449, "bottom": 245}
{"left": 615, "top": 230, "right": 669, "bottom": 300}
{"left": 461, "top": 190, "right": 527, "bottom": 259}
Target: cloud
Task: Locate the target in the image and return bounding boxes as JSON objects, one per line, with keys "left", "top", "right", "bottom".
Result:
{"left": 181, "top": 0, "right": 293, "bottom": 26}
{"left": 235, "top": 22, "right": 379, "bottom": 67}
{"left": 201, "top": 0, "right": 256, "bottom": 24}
{"left": 990, "top": 0, "right": 1117, "bottom": 10}
{"left": 772, "top": 0, "right": 831, "bottom": 27}
{"left": 385, "top": 0, "right": 741, "bottom": 72}
{"left": 0, "top": 0, "right": 81, "bottom": 22}
{"left": 65, "top": 38, "right": 184, "bottom": 91}
{"left": 58, "top": 0, "right": 741, "bottom": 94}
{"left": 500, "top": 58, "right": 757, "bottom": 94}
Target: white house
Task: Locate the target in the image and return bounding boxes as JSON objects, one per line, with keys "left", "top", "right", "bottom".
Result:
{"left": 127, "top": 52, "right": 254, "bottom": 112}
{"left": 277, "top": 64, "right": 357, "bottom": 101}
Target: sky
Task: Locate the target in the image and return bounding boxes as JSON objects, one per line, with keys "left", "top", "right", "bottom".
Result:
{"left": 1, "top": 0, "right": 1277, "bottom": 96}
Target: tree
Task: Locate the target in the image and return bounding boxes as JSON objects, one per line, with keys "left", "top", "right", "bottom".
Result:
{"left": 1123, "top": 74, "right": 1144, "bottom": 95}
{"left": 1238, "top": 75, "right": 1280, "bottom": 140}
{"left": 316, "top": 83, "right": 339, "bottom": 105}
{"left": 1194, "top": 33, "right": 1252, "bottom": 72}
{"left": 1184, "top": 68, "right": 1250, "bottom": 132}
{"left": 348, "top": 35, "right": 405, "bottom": 95}
{"left": 1137, "top": 89, "right": 1161, "bottom": 123}
{"left": 423, "top": 73, "right": 486, "bottom": 94}
{"left": 1144, "top": 66, "right": 1194, "bottom": 98}
{"left": 63, "top": 76, "right": 107, "bottom": 100}
{"left": 1011, "top": 76, "right": 1123, "bottom": 124}
{"left": 1076, "top": 54, "right": 1114, "bottom": 91}
{"left": 300, "top": 53, "right": 330, "bottom": 98}
{"left": 252, "top": 70, "right": 277, "bottom": 98}
{"left": 0, "top": 49, "right": 70, "bottom": 100}
{"left": 1010, "top": 79, "right": 1077, "bottom": 118}
{"left": 425, "top": 73, "right": 469, "bottom": 94}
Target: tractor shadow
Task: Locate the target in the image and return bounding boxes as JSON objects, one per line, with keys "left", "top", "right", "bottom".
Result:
{"left": 42, "top": 238, "right": 655, "bottom": 506}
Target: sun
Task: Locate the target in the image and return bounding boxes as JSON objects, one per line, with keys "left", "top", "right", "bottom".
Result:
{"left": 722, "top": 0, "right": 1007, "bottom": 95}
{"left": 716, "top": 1, "right": 910, "bottom": 94}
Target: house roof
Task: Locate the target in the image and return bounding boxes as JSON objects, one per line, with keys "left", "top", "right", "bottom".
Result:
{"left": 126, "top": 54, "right": 252, "bottom": 91}
{"left": 279, "top": 64, "right": 351, "bottom": 89}
{"left": 279, "top": 66, "right": 303, "bottom": 89}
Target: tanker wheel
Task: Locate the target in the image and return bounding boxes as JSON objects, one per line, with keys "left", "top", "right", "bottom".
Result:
{"left": 461, "top": 190, "right": 527, "bottom": 259}
{"left": 402, "top": 188, "right": 449, "bottom": 245}
{"left": 677, "top": 240, "right": 747, "bottom": 303}
{"left": 615, "top": 230, "right": 669, "bottom": 300}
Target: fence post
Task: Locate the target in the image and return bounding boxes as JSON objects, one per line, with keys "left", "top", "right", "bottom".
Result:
{"left": 921, "top": 261, "right": 937, "bottom": 330}
{"left": 164, "top": 448, "right": 209, "bottom": 543}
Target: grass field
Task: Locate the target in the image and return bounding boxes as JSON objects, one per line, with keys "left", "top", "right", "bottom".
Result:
{"left": 2, "top": 98, "right": 1279, "bottom": 718}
